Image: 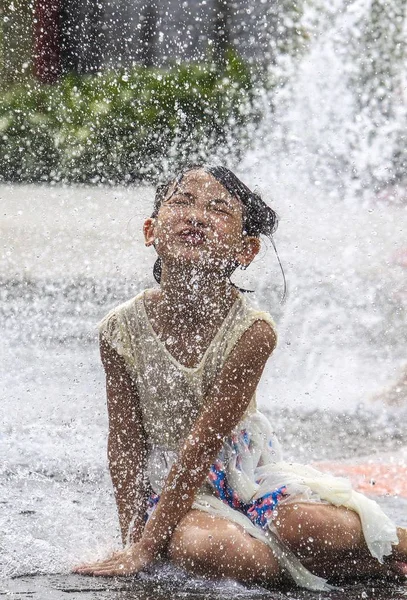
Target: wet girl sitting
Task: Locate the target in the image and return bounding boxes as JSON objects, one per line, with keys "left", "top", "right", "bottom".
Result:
{"left": 75, "top": 165, "right": 407, "bottom": 589}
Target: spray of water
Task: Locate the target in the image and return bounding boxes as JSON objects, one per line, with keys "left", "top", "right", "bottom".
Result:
{"left": 239, "top": 0, "right": 407, "bottom": 413}
{"left": 1, "top": 0, "right": 407, "bottom": 584}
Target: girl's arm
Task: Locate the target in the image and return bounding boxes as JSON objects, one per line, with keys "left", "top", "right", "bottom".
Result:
{"left": 75, "top": 319, "right": 276, "bottom": 575}
{"left": 141, "top": 319, "right": 276, "bottom": 555}
{"left": 100, "top": 334, "right": 150, "bottom": 545}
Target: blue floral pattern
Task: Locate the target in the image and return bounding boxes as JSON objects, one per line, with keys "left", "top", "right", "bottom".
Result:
{"left": 145, "top": 428, "right": 289, "bottom": 530}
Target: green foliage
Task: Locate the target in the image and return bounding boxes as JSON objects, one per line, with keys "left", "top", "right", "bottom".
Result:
{"left": 0, "top": 51, "right": 257, "bottom": 184}
{"left": 0, "top": 0, "right": 33, "bottom": 85}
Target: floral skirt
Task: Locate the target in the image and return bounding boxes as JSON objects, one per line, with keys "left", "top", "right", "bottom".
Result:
{"left": 145, "top": 439, "right": 289, "bottom": 528}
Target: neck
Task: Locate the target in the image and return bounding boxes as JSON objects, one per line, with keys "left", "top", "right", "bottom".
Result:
{"left": 158, "top": 263, "right": 237, "bottom": 317}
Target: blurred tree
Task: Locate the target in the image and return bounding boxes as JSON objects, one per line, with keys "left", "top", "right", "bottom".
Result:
{"left": 212, "top": 0, "right": 231, "bottom": 69}
{"left": 33, "top": 0, "right": 61, "bottom": 83}
{"left": 32, "top": 0, "right": 105, "bottom": 81}
{"left": 60, "top": 0, "right": 104, "bottom": 74}
{"left": 139, "top": 1, "right": 158, "bottom": 67}
{"left": 1, "top": 0, "right": 33, "bottom": 85}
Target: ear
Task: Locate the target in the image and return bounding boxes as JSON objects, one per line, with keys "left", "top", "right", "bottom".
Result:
{"left": 143, "top": 218, "right": 156, "bottom": 247}
{"left": 235, "top": 236, "right": 260, "bottom": 267}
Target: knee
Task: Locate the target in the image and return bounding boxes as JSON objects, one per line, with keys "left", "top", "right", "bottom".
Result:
{"left": 168, "top": 518, "right": 282, "bottom": 583}
{"left": 168, "top": 521, "right": 250, "bottom": 573}
{"left": 168, "top": 525, "right": 216, "bottom": 567}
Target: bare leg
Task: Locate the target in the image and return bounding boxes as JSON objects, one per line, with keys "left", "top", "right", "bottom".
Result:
{"left": 301, "top": 556, "right": 406, "bottom": 582}
{"left": 274, "top": 502, "right": 407, "bottom": 578}
{"left": 168, "top": 505, "right": 406, "bottom": 585}
{"left": 392, "top": 527, "right": 407, "bottom": 562}
{"left": 168, "top": 510, "right": 282, "bottom": 584}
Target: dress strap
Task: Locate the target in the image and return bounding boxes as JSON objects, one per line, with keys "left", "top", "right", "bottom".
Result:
{"left": 97, "top": 293, "right": 143, "bottom": 370}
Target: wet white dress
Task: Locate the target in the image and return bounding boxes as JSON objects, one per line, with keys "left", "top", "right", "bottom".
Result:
{"left": 98, "top": 289, "right": 399, "bottom": 591}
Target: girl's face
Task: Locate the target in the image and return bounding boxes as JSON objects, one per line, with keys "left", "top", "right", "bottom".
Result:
{"left": 144, "top": 169, "right": 260, "bottom": 276}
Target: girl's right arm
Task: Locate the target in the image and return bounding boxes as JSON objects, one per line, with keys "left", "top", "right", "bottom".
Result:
{"left": 76, "top": 319, "right": 276, "bottom": 576}
{"left": 100, "top": 334, "right": 150, "bottom": 546}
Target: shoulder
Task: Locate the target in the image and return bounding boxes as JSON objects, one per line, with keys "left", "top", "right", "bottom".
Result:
{"left": 97, "top": 291, "right": 143, "bottom": 331}
{"left": 234, "top": 318, "right": 277, "bottom": 364}
{"left": 221, "top": 296, "right": 277, "bottom": 369}
{"left": 244, "top": 317, "right": 277, "bottom": 347}
{"left": 217, "top": 315, "right": 277, "bottom": 393}
{"left": 237, "top": 295, "right": 278, "bottom": 343}
{"left": 97, "top": 291, "right": 145, "bottom": 366}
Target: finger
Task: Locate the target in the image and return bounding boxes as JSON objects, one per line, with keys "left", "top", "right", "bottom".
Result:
{"left": 74, "top": 566, "right": 101, "bottom": 574}
{"left": 75, "top": 562, "right": 116, "bottom": 574}
{"left": 74, "top": 562, "right": 110, "bottom": 572}
{"left": 76, "top": 557, "right": 133, "bottom": 574}
{"left": 92, "top": 559, "right": 142, "bottom": 577}
{"left": 73, "top": 550, "right": 124, "bottom": 572}
{"left": 73, "top": 565, "right": 99, "bottom": 573}
{"left": 79, "top": 556, "right": 124, "bottom": 570}
{"left": 92, "top": 567, "right": 134, "bottom": 577}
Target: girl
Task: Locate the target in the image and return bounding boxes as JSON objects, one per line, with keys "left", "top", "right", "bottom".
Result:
{"left": 75, "top": 165, "right": 407, "bottom": 589}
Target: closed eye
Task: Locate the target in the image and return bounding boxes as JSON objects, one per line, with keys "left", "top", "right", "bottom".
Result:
{"left": 171, "top": 198, "right": 190, "bottom": 204}
{"left": 209, "top": 199, "right": 234, "bottom": 214}
{"left": 164, "top": 193, "right": 193, "bottom": 206}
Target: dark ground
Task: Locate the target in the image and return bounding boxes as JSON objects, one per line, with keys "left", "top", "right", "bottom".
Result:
{"left": 2, "top": 572, "right": 407, "bottom": 600}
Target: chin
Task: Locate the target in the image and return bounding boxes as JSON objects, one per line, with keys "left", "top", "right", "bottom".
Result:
{"left": 167, "top": 251, "right": 227, "bottom": 274}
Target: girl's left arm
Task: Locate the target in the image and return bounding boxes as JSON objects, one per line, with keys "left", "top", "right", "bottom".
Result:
{"left": 76, "top": 319, "right": 276, "bottom": 576}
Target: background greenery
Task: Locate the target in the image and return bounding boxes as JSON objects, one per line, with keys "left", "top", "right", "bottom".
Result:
{"left": 0, "top": 51, "right": 259, "bottom": 184}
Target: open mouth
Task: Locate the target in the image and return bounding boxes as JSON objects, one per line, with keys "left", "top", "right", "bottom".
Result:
{"left": 178, "top": 228, "right": 206, "bottom": 245}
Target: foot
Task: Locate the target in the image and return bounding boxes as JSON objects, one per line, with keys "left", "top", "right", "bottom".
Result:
{"left": 301, "top": 556, "right": 407, "bottom": 583}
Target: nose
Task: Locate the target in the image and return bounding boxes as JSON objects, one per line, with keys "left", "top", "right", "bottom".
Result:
{"left": 185, "top": 206, "right": 207, "bottom": 228}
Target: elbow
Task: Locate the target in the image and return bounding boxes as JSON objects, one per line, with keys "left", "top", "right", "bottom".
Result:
{"left": 107, "top": 433, "right": 119, "bottom": 470}
{"left": 181, "top": 433, "right": 223, "bottom": 474}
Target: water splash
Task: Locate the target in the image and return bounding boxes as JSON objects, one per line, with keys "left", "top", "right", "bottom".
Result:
{"left": 240, "top": 0, "right": 407, "bottom": 413}
{"left": 1, "top": 0, "right": 407, "bottom": 583}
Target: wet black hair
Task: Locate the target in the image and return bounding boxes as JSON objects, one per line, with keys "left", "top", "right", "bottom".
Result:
{"left": 151, "top": 164, "right": 286, "bottom": 301}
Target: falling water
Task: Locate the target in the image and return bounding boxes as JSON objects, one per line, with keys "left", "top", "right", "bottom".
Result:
{"left": 1, "top": 0, "right": 407, "bottom": 589}
{"left": 241, "top": 0, "right": 407, "bottom": 413}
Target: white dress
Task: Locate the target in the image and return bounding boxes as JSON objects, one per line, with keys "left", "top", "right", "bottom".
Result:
{"left": 98, "top": 290, "right": 399, "bottom": 591}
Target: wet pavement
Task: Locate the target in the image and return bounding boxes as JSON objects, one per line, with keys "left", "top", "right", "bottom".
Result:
{"left": 1, "top": 572, "right": 407, "bottom": 600}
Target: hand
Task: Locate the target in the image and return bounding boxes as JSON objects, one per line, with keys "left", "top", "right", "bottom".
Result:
{"left": 73, "top": 542, "right": 156, "bottom": 577}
